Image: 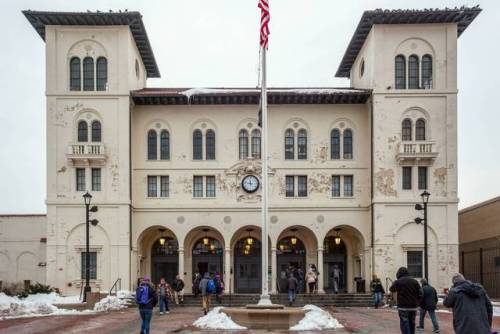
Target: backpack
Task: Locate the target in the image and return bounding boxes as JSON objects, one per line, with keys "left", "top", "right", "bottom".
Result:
{"left": 207, "top": 279, "right": 216, "bottom": 294}
{"left": 136, "top": 285, "right": 150, "bottom": 305}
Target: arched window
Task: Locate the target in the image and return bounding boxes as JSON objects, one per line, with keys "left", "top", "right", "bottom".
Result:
{"left": 408, "top": 55, "right": 419, "bottom": 89}
{"left": 402, "top": 119, "right": 412, "bottom": 141}
{"left": 239, "top": 129, "right": 249, "bottom": 159}
{"left": 83, "top": 57, "right": 94, "bottom": 91}
{"left": 395, "top": 55, "right": 406, "bottom": 89}
{"left": 284, "top": 129, "right": 294, "bottom": 160}
{"left": 421, "top": 55, "right": 433, "bottom": 89}
{"left": 91, "top": 120, "right": 101, "bottom": 142}
{"left": 77, "top": 120, "right": 88, "bottom": 142}
{"left": 251, "top": 129, "right": 261, "bottom": 159}
{"left": 160, "top": 130, "right": 170, "bottom": 160}
{"left": 416, "top": 119, "right": 426, "bottom": 141}
{"left": 343, "top": 129, "right": 353, "bottom": 159}
{"left": 193, "top": 130, "right": 203, "bottom": 160}
{"left": 206, "top": 130, "right": 215, "bottom": 160}
{"left": 70, "top": 57, "right": 81, "bottom": 91}
{"left": 96, "top": 57, "right": 107, "bottom": 91}
{"left": 331, "top": 129, "right": 340, "bottom": 159}
{"left": 147, "top": 130, "right": 157, "bottom": 160}
{"left": 297, "top": 129, "right": 307, "bottom": 160}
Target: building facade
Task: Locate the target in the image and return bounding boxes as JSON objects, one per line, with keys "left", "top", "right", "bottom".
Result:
{"left": 20, "top": 7, "right": 480, "bottom": 295}
{"left": 459, "top": 197, "right": 500, "bottom": 298}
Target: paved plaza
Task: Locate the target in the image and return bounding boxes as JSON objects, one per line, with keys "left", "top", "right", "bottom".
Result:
{"left": 1, "top": 306, "right": 499, "bottom": 334}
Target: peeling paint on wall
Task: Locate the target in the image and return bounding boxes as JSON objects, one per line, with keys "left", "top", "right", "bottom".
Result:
{"left": 375, "top": 168, "right": 397, "bottom": 197}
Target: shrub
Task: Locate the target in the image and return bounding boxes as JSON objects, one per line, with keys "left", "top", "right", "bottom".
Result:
{"left": 17, "top": 282, "right": 54, "bottom": 298}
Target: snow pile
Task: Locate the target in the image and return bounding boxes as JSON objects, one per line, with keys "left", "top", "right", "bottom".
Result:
{"left": 193, "top": 307, "right": 246, "bottom": 330}
{"left": 0, "top": 293, "right": 59, "bottom": 319}
{"left": 493, "top": 306, "right": 500, "bottom": 317}
{"left": 93, "top": 296, "right": 127, "bottom": 312}
{"left": 290, "top": 304, "right": 343, "bottom": 331}
{"left": 24, "top": 292, "right": 80, "bottom": 305}
{"left": 116, "top": 290, "right": 134, "bottom": 299}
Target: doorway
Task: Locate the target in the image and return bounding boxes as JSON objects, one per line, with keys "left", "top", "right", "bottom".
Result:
{"left": 192, "top": 237, "right": 223, "bottom": 278}
{"left": 234, "top": 238, "right": 261, "bottom": 293}
{"left": 276, "top": 237, "right": 306, "bottom": 293}
{"left": 323, "top": 236, "right": 347, "bottom": 293}
{"left": 151, "top": 237, "right": 179, "bottom": 285}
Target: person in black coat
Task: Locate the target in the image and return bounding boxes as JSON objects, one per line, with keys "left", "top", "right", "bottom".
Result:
{"left": 416, "top": 278, "right": 439, "bottom": 333}
{"left": 370, "top": 274, "right": 385, "bottom": 308}
{"left": 389, "top": 267, "right": 423, "bottom": 334}
{"left": 443, "top": 273, "right": 492, "bottom": 334}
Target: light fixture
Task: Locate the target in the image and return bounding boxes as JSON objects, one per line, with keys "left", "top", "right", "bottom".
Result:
{"left": 202, "top": 228, "right": 210, "bottom": 245}
{"left": 334, "top": 228, "right": 341, "bottom": 245}
{"left": 290, "top": 228, "right": 298, "bottom": 245}
{"left": 279, "top": 244, "right": 285, "bottom": 252}
{"left": 420, "top": 190, "right": 430, "bottom": 204}
{"left": 83, "top": 191, "right": 92, "bottom": 206}
{"left": 245, "top": 244, "right": 251, "bottom": 251}
{"left": 244, "top": 249, "right": 250, "bottom": 255}
{"left": 158, "top": 228, "right": 166, "bottom": 246}
{"left": 210, "top": 244, "right": 215, "bottom": 251}
{"left": 246, "top": 228, "right": 254, "bottom": 245}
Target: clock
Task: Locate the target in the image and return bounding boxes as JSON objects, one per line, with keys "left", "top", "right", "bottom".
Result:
{"left": 241, "top": 175, "right": 260, "bottom": 193}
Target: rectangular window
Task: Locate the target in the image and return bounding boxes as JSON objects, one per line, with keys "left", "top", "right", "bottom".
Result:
{"left": 147, "top": 176, "right": 157, "bottom": 197}
{"left": 193, "top": 176, "right": 204, "bottom": 198}
{"left": 76, "top": 168, "right": 86, "bottom": 191}
{"left": 206, "top": 176, "right": 216, "bottom": 197}
{"left": 407, "top": 251, "right": 423, "bottom": 278}
{"left": 81, "top": 252, "right": 97, "bottom": 279}
{"left": 402, "top": 167, "right": 412, "bottom": 190}
{"left": 160, "top": 176, "right": 169, "bottom": 197}
{"left": 285, "top": 176, "right": 294, "bottom": 197}
{"left": 297, "top": 176, "right": 307, "bottom": 197}
{"left": 418, "top": 167, "right": 427, "bottom": 190}
{"left": 344, "top": 175, "right": 354, "bottom": 197}
{"left": 91, "top": 168, "right": 101, "bottom": 191}
{"left": 332, "top": 175, "right": 340, "bottom": 197}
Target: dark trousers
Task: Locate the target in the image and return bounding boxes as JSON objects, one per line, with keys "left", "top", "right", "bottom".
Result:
{"left": 159, "top": 295, "right": 169, "bottom": 312}
{"left": 398, "top": 310, "right": 416, "bottom": 334}
{"left": 418, "top": 308, "right": 439, "bottom": 330}
{"left": 139, "top": 308, "right": 153, "bottom": 334}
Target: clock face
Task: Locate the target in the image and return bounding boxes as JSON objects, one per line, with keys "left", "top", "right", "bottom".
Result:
{"left": 241, "top": 175, "right": 260, "bottom": 193}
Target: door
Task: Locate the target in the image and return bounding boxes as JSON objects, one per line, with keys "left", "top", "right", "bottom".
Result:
{"left": 235, "top": 256, "right": 261, "bottom": 293}
{"left": 152, "top": 262, "right": 178, "bottom": 285}
{"left": 327, "top": 261, "right": 346, "bottom": 292}
{"left": 277, "top": 256, "right": 306, "bottom": 292}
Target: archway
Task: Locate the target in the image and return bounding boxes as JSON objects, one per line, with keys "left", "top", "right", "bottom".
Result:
{"left": 151, "top": 237, "right": 178, "bottom": 285}
{"left": 234, "top": 236, "right": 261, "bottom": 293}
{"left": 192, "top": 236, "right": 223, "bottom": 278}
{"left": 276, "top": 236, "right": 306, "bottom": 293}
{"left": 323, "top": 236, "right": 347, "bottom": 292}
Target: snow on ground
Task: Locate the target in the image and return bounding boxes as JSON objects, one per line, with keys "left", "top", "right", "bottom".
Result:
{"left": 93, "top": 296, "right": 127, "bottom": 312}
{"left": 116, "top": 290, "right": 134, "bottom": 299}
{"left": 290, "top": 304, "right": 343, "bottom": 331}
{"left": 193, "top": 307, "right": 247, "bottom": 330}
{"left": 494, "top": 306, "right": 500, "bottom": 317}
{"left": 23, "top": 292, "right": 80, "bottom": 304}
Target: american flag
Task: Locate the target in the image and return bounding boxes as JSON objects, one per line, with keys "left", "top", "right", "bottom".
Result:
{"left": 258, "top": 0, "right": 270, "bottom": 49}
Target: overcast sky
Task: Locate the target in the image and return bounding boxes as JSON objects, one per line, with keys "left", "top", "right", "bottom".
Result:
{"left": 0, "top": 0, "right": 498, "bottom": 213}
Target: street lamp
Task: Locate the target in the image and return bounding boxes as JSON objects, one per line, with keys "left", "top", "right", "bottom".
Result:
{"left": 414, "top": 190, "right": 430, "bottom": 282}
{"left": 82, "top": 191, "right": 98, "bottom": 302}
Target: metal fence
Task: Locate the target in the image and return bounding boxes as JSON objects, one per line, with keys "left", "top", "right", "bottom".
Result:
{"left": 460, "top": 246, "right": 500, "bottom": 298}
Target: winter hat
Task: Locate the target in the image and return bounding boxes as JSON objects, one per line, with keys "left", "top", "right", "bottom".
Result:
{"left": 452, "top": 273, "right": 465, "bottom": 285}
{"left": 143, "top": 275, "right": 151, "bottom": 282}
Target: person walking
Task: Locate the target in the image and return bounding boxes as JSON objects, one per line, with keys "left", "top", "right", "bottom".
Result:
{"left": 297, "top": 268, "right": 305, "bottom": 294}
{"left": 416, "top": 278, "right": 439, "bottom": 333}
{"left": 370, "top": 274, "right": 385, "bottom": 308}
{"left": 332, "top": 265, "right": 341, "bottom": 294}
{"left": 389, "top": 267, "right": 422, "bottom": 334}
{"left": 214, "top": 273, "right": 224, "bottom": 304}
{"left": 443, "top": 273, "right": 493, "bottom": 334}
{"left": 306, "top": 268, "right": 317, "bottom": 294}
{"left": 193, "top": 271, "right": 201, "bottom": 297}
{"left": 287, "top": 273, "right": 298, "bottom": 306}
{"left": 157, "top": 277, "right": 172, "bottom": 315}
{"left": 199, "top": 272, "right": 215, "bottom": 315}
{"left": 135, "top": 276, "right": 158, "bottom": 334}
{"left": 172, "top": 274, "right": 185, "bottom": 305}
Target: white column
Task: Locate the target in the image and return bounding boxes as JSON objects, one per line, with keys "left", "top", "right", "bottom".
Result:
{"left": 224, "top": 248, "right": 231, "bottom": 293}
{"left": 317, "top": 248, "right": 325, "bottom": 293}
{"left": 271, "top": 247, "right": 277, "bottom": 294}
{"left": 178, "top": 248, "right": 185, "bottom": 280}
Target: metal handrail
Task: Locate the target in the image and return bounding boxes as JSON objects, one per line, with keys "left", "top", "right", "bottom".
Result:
{"left": 110, "top": 278, "right": 121, "bottom": 296}
{"left": 79, "top": 279, "right": 85, "bottom": 301}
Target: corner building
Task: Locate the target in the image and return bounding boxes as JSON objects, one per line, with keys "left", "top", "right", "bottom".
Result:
{"left": 23, "top": 7, "right": 480, "bottom": 295}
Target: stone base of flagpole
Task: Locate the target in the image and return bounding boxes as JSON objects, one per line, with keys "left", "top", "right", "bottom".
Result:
{"left": 257, "top": 293, "right": 273, "bottom": 306}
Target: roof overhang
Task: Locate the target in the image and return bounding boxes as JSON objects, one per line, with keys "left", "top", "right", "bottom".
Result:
{"left": 131, "top": 88, "right": 372, "bottom": 105}
{"left": 335, "top": 6, "right": 482, "bottom": 78}
{"left": 23, "top": 10, "right": 160, "bottom": 78}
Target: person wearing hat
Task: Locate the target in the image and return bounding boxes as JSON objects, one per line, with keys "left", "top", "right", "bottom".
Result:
{"left": 135, "top": 276, "right": 158, "bottom": 334}
{"left": 443, "top": 273, "right": 493, "bottom": 334}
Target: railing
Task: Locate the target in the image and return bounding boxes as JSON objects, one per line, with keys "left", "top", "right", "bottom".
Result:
{"left": 109, "top": 278, "right": 122, "bottom": 296}
{"left": 79, "top": 279, "right": 85, "bottom": 302}
{"left": 69, "top": 143, "right": 105, "bottom": 156}
{"left": 400, "top": 141, "right": 434, "bottom": 154}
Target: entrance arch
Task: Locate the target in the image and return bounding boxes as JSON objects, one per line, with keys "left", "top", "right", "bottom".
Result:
{"left": 234, "top": 237, "right": 261, "bottom": 293}
{"left": 276, "top": 236, "right": 306, "bottom": 293}
{"left": 192, "top": 237, "right": 223, "bottom": 278}
{"left": 151, "top": 237, "right": 179, "bottom": 285}
{"left": 323, "top": 236, "right": 347, "bottom": 292}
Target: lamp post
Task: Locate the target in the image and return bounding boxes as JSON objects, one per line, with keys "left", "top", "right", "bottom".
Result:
{"left": 82, "top": 191, "right": 98, "bottom": 302}
{"left": 414, "top": 190, "right": 430, "bottom": 282}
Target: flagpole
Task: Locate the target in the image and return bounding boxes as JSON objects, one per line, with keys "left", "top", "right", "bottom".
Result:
{"left": 258, "top": 46, "right": 272, "bottom": 306}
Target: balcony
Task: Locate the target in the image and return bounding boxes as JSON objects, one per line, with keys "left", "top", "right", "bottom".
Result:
{"left": 67, "top": 143, "right": 106, "bottom": 165}
{"left": 396, "top": 141, "right": 437, "bottom": 164}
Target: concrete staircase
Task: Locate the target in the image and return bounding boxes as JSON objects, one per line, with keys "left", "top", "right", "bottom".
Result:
{"left": 176, "top": 293, "right": 373, "bottom": 307}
